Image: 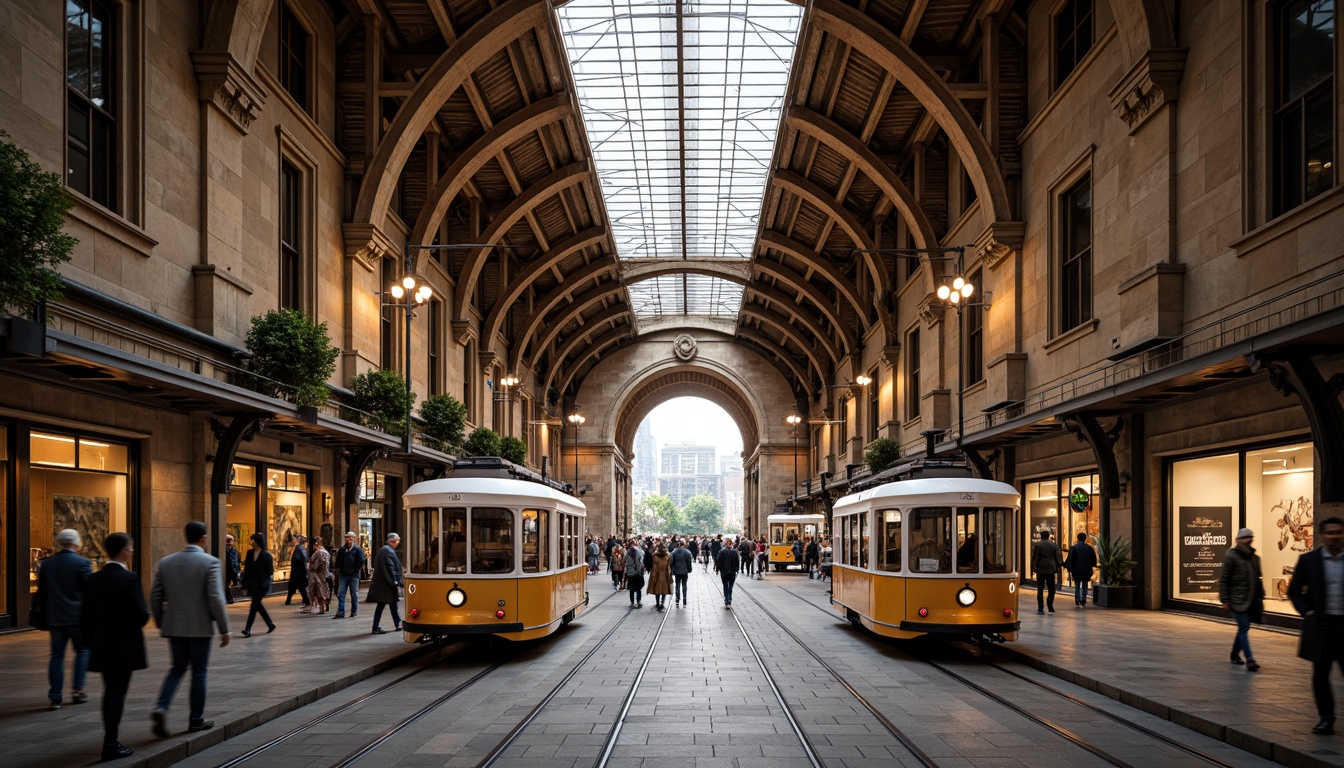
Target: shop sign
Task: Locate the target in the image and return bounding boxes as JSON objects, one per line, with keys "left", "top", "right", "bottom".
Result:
{"left": 1179, "top": 506, "right": 1232, "bottom": 593}
{"left": 1068, "top": 487, "right": 1091, "bottom": 513}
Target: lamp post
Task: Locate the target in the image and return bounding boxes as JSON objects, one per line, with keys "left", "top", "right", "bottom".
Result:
{"left": 497, "top": 373, "right": 520, "bottom": 435}
{"left": 935, "top": 271, "right": 991, "bottom": 447}
{"left": 381, "top": 269, "right": 433, "bottom": 453}
{"left": 786, "top": 412, "right": 802, "bottom": 509}
{"left": 567, "top": 406, "right": 586, "bottom": 493}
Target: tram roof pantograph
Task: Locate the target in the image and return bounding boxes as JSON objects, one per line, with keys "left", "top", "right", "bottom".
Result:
{"left": 833, "top": 478, "right": 1021, "bottom": 515}
{"left": 404, "top": 477, "right": 588, "bottom": 516}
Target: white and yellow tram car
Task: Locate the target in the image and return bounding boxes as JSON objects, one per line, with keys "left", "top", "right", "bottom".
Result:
{"left": 829, "top": 469, "right": 1021, "bottom": 641}
{"left": 766, "top": 512, "right": 825, "bottom": 570}
{"left": 402, "top": 458, "right": 589, "bottom": 642}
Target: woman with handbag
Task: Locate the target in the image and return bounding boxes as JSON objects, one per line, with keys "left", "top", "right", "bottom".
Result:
{"left": 241, "top": 533, "right": 276, "bottom": 637}
{"left": 307, "top": 537, "right": 332, "bottom": 614}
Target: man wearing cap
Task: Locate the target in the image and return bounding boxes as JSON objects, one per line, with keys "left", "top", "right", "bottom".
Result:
{"left": 1289, "top": 517, "right": 1344, "bottom": 734}
{"left": 1219, "top": 527, "right": 1264, "bottom": 671}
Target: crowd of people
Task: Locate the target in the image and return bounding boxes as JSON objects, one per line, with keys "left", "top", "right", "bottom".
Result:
{"left": 32, "top": 522, "right": 406, "bottom": 761}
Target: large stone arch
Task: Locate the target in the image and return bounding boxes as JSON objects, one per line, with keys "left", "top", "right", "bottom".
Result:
{"left": 201, "top": 0, "right": 274, "bottom": 70}
{"left": 614, "top": 368, "right": 761, "bottom": 459}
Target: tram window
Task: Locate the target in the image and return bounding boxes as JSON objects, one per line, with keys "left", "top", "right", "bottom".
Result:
{"left": 471, "top": 507, "right": 514, "bottom": 574}
{"left": 410, "top": 507, "right": 441, "bottom": 574}
{"left": 538, "top": 510, "right": 550, "bottom": 571}
{"left": 442, "top": 508, "right": 466, "bottom": 574}
{"left": 880, "top": 510, "right": 902, "bottom": 572}
{"left": 785, "top": 523, "right": 800, "bottom": 543}
{"left": 522, "top": 509, "right": 546, "bottom": 573}
{"left": 560, "top": 514, "right": 571, "bottom": 568}
{"left": 848, "top": 515, "right": 860, "bottom": 567}
{"left": 956, "top": 508, "right": 980, "bottom": 574}
{"left": 859, "top": 513, "right": 870, "bottom": 569}
{"left": 984, "top": 507, "right": 1011, "bottom": 573}
{"left": 908, "top": 507, "right": 952, "bottom": 573}
{"left": 772, "top": 523, "right": 783, "bottom": 544}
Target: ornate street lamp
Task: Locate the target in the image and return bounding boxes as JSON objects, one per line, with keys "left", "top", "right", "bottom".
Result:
{"left": 567, "top": 406, "right": 586, "bottom": 493}
{"left": 786, "top": 411, "right": 803, "bottom": 509}
{"left": 381, "top": 271, "right": 433, "bottom": 453}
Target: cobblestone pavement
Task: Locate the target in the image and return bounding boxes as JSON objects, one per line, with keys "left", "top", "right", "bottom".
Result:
{"left": 1, "top": 570, "right": 1330, "bottom": 768}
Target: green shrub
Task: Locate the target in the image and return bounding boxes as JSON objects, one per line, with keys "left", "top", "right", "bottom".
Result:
{"left": 420, "top": 394, "right": 468, "bottom": 452}
{"left": 0, "top": 130, "right": 76, "bottom": 318}
{"left": 462, "top": 427, "right": 502, "bottom": 457}
{"left": 864, "top": 438, "right": 902, "bottom": 474}
{"left": 499, "top": 436, "right": 527, "bottom": 465}
{"left": 350, "top": 368, "right": 415, "bottom": 436}
{"left": 244, "top": 309, "right": 339, "bottom": 407}
{"left": 1096, "top": 534, "right": 1138, "bottom": 585}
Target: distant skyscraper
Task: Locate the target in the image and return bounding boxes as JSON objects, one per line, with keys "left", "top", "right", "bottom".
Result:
{"left": 720, "top": 456, "right": 744, "bottom": 530}
{"left": 632, "top": 421, "right": 656, "bottom": 498}
{"left": 658, "top": 442, "right": 720, "bottom": 508}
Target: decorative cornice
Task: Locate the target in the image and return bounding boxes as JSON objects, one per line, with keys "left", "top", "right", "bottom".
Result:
{"left": 975, "top": 221, "right": 1025, "bottom": 269}
{"left": 190, "top": 51, "right": 268, "bottom": 134}
{"left": 451, "top": 320, "right": 479, "bottom": 347}
{"left": 478, "top": 351, "right": 502, "bottom": 373}
{"left": 1107, "top": 48, "right": 1188, "bottom": 134}
{"left": 917, "top": 294, "right": 945, "bottom": 328}
{"left": 880, "top": 344, "right": 901, "bottom": 369}
{"left": 341, "top": 223, "right": 396, "bottom": 272}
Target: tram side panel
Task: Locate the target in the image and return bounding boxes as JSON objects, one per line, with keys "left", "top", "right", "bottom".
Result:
{"left": 405, "top": 578, "right": 520, "bottom": 638}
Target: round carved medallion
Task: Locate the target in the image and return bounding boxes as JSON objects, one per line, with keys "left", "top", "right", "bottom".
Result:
{"left": 672, "top": 334, "right": 698, "bottom": 361}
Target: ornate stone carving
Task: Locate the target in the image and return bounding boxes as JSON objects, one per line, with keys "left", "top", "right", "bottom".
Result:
{"left": 672, "top": 334, "right": 698, "bottom": 361}
{"left": 451, "top": 320, "right": 479, "bottom": 347}
{"left": 1107, "top": 49, "right": 1188, "bottom": 134}
{"left": 879, "top": 344, "right": 901, "bottom": 369}
{"left": 342, "top": 223, "right": 396, "bottom": 272}
{"left": 191, "top": 51, "right": 267, "bottom": 134}
{"left": 975, "top": 221, "right": 1025, "bottom": 269}
{"left": 917, "top": 294, "right": 945, "bottom": 328}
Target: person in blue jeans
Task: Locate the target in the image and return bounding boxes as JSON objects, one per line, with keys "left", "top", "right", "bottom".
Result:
{"left": 35, "top": 528, "right": 93, "bottom": 710}
{"left": 1219, "top": 528, "right": 1264, "bottom": 671}
{"left": 715, "top": 541, "right": 741, "bottom": 608}
{"left": 1064, "top": 532, "right": 1098, "bottom": 607}
{"left": 333, "top": 531, "right": 366, "bottom": 619}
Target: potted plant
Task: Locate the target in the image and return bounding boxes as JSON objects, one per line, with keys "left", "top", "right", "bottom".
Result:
{"left": 461, "top": 427, "right": 502, "bottom": 458}
{"left": 0, "top": 130, "right": 76, "bottom": 355}
{"left": 244, "top": 309, "right": 340, "bottom": 412}
{"left": 864, "top": 438, "right": 901, "bottom": 474}
{"left": 350, "top": 368, "right": 416, "bottom": 437}
{"left": 1094, "top": 533, "right": 1138, "bottom": 608}
{"left": 420, "top": 394, "right": 468, "bottom": 453}
{"left": 500, "top": 435, "right": 527, "bottom": 465}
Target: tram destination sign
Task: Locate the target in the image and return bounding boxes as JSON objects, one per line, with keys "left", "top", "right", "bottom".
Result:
{"left": 1178, "top": 506, "right": 1233, "bottom": 593}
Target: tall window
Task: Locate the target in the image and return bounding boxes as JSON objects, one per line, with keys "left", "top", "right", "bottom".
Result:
{"left": 463, "top": 341, "right": 474, "bottom": 417}
{"left": 1059, "top": 175, "right": 1093, "bottom": 333}
{"left": 1054, "top": 0, "right": 1094, "bottom": 87}
{"left": 867, "top": 369, "right": 880, "bottom": 441}
{"left": 66, "top": 0, "right": 116, "bottom": 209}
{"left": 906, "top": 330, "right": 921, "bottom": 421}
{"left": 380, "top": 259, "right": 395, "bottom": 370}
{"left": 279, "top": 3, "right": 310, "bottom": 111}
{"left": 964, "top": 270, "right": 984, "bottom": 386}
{"left": 838, "top": 397, "right": 848, "bottom": 455}
{"left": 279, "top": 160, "right": 302, "bottom": 311}
{"left": 1275, "top": 0, "right": 1335, "bottom": 215}
{"left": 427, "top": 298, "right": 442, "bottom": 396}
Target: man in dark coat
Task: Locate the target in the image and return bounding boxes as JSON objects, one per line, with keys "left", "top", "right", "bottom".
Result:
{"left": 1289, "top": 516, "right": 1344, "bottom": 734}
{"left": 367, "top": 533, "right": 404, "bottom": 634}
{"left": 36, "top": 528, "right": 93, "bottom": 710}
{"left": 1064, "top": 532, "right": 1098, "bottom": 607}
{"left": 82, "top": 532, "right": 149, "bottom": 761}
{"left": 1030, "top": 529, "right": 1063, "bottom": 614}
{"left": 715, "top": 540, "right": 741, "bottom": 609}
{"left": 333, "top": 531, "right": 366, "bottom": 619}
{"left": 285, "top": 535, "right": 309, "bottom": 608}
{"left": 670, "top": 539, "right": 694, "bottom": 607}
{"left": 805, "top": 537, "right": 820, "bottom": 579}
{"left": 223, "top": 535, "right": 241, "bottom": 604}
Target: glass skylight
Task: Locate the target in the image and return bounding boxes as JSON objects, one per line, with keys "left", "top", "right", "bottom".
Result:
{"left": 559, "top": 0, "right": 800, "bottom": 323}
{"left": 626, "top": 275, "right": 745, "bottom": 318}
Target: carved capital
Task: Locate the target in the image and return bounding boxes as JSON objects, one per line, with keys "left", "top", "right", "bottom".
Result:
{"left": 880, "top": 344, "right": 901, "bottom": 370}
{"left": 975, "top": 221, "right": 1025, "bottom": 269}
{"left": 342, "top": 223, "right": 397, "bottom": 272}
{"left": 190, "top": 51, "right": 268, "bottom": 134}
{"left": 478, "top": 351, "right": 502, "bottom": 373}
{"left": 451, "top": 320, "right": 479, "bottom": 347}
{"left": 1107, "top": 49, "right": 1188, "bottom": 134}
{"left": 917, "top": 294, "right": 945, "bottom": 328}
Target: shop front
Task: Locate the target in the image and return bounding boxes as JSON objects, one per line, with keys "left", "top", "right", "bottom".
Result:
{"left": 227, "top": 462, "right": 311, "bottom": 592}
{"left": 1022, "top": 472, "right": 1099, "bottom": 588}
{"left": 1167, "top": 439, "right": 1313, "bottom": 623}
{"left": 357, "top": 470, "right": 399, "bottom": 578}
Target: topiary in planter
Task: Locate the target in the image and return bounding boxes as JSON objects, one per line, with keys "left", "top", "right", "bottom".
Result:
{"left": 462, "top": 427, "right": 502, "bottom": 458}
{"left": 0, "top": 130, "right": 76, "bottom": 319}
{"left": 244, "top": 309, "right": 339, "bottom": 407}
{"left": 350, "top": 368, "right": 416, "bottom": 437}
{"left": 864, "top": 438, "right": 902, "bottom": 474}
{"left": 420, "top": 393, "right": 468, "bottom": 452}
{"left": 500, "top": 436, "right": 527, "bottom": 465}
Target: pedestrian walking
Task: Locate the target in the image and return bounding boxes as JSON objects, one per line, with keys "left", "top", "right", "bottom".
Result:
{"left": 586, "top": 536, "right": 601, "bottom": 573}
{"left": 819, "top": 540, "right": 832, "bottom": 581}
{"left": 715, "top": 540, "right": 741, "bottom": 608}
{"left": 1030, "top": 529, "right": 1062, "bottom": 614}
{"left": 1290, "top": 517, "right": 1344, "bottom": 734}
{"left": 738, "top": 537, "right": 753, "bottom": 577}
{"left": 670, "top": 539, "right": 693, "bottom": 606}
{"left": 1219, "top": 527, "right": 1264, "bottom": 671}
{"left": 688, "top": 537, "right": 699, "bottom": 570}
{"left": 604, "top": 535, "right": 617, "bottom": 573}
{"left": 792, "top": 538, "right": 803, "bottom": 570}
{"left": 368, "top": 533, "right": 404, "bottom": 634}
{"left": 240, "top": 533, "right": 276, "bottom": 637}
{"left": 307, "top": 536, "right": 332, "bottom": 614}
{"left": 223, "top": 535, "right": 241, "bottom": 605}
{"left": 625, "top": 540, "right": 646, "bottom": 608}
{"left": 333, "top": 531, "right": 366, "bottom": 619}
{"left": 150, "top": 521, "right": 231, "bottom": 737}
{"left": 1064, "top": 532, "right": 1098, "bottom": 607}
{"left": 286, "top": 535, "right": 309, "bottom": 609}
{"left": 611, "top": 541, "right": 625, "bottom": 590}
{"left": 81, "top": 532, "right": 148, "bottom": 761}
{"left": 805, "top": 537, "right": 820, "bottom": 579}
{"left": 648, "top": 543, "right": 672, "bottom": 612}
{"left": 35, "top": 528, "right": 92, "bottom": 710}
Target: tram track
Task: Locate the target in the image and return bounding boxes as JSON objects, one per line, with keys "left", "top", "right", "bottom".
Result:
{"left": 774, "top": 583, "right": 1251, "bottom": 768}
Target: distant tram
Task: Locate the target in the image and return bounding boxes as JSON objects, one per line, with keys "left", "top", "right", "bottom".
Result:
{"left": 829, "top": 455, "right": 1021, "bottom": 642}
{"left": 766, "top": 512, "right": 825, "bottom": 570}
{"left": 401, "top": 458, "right": 589, "bottom": 642}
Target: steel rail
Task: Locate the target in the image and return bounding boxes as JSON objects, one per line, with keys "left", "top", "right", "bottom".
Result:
{"left": 592, "top": 607, "right": 672, "bottom": 767}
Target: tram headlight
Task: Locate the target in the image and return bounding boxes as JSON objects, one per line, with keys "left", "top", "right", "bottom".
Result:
{"left": 956, "top": 585, "right": 977, "bottom": 607}
{"left": 447, "top": 584, "right": 467, "bottom": 607}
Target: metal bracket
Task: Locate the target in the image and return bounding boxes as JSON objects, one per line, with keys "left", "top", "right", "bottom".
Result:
{"left": 343, "top": 445, "right": 386, "bottom": 509}
{"left": 208, "top": 413, "right": 268, "bottom": 495}
{"left": 1250, "top": 350, "right": 1344, "bottom": 502}
{"left": 962, "top": 447, "right": 1000, "bottom": 480}
{"left": 1061, "top": 413, "right": 1122, "bottom": 500}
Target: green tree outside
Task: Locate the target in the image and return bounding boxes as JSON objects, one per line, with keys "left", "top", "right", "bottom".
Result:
{"left": 682, "top": 494, "right": 723, "bottom": 534}
{"left": 634, "top": 494, "right": 676, "bottom": 534}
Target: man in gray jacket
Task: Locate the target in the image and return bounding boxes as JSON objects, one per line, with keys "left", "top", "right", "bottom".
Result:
{"left": 670, "top": 539, "right": 694, "bottom": 607}
{"left": 150, "top": 521, "right": 231, "bottom": 736}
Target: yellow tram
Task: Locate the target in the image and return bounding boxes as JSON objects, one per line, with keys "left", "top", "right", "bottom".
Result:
{"left": 829, "top": 457, "right": 1021, "bottom": 642}
{"left": 401, "top": 457, "right": 588, "bottom": 642}
{"left": 766, "top": 512, "right": 825, "bottom": 570}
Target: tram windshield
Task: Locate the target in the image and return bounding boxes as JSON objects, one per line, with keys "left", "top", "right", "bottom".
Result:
{"left": 956, "top": 508, "right": 979, "bottom": 573}
{"left": 909, "top": 507, "right": 952, "bottom": 573}
{"left": 472, "top": 508, "right": 514, "bottom": 574}
{"left": 983, "top": 507, "right": 1012, "bottom": 573}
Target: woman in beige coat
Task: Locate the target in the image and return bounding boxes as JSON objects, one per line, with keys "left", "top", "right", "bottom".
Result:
{"left": 647, "top": 542, "right": 672, "bottom": 612}
{"left": 307, "top": 537, "right": 332, "bottom": 614}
